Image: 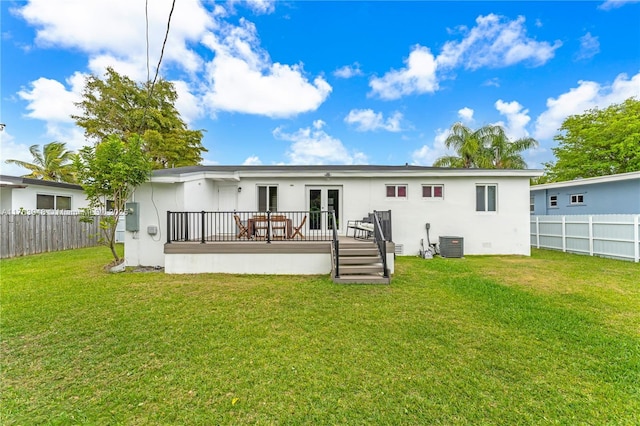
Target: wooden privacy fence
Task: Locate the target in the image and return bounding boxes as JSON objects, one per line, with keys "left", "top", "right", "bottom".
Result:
{"left": 530, "top": 214, "right": 640, "bottom": 262}
{"left": 0, "top": 213, "right": 105, "bottom": 259}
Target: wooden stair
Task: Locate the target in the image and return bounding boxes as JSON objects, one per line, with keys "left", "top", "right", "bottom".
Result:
{"left": 333, "top": 240, "right": 390, "bottom": 284}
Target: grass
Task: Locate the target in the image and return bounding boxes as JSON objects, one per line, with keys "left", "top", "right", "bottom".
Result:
{"left": 1, "top": 247, "right": 639, "bottom": 424}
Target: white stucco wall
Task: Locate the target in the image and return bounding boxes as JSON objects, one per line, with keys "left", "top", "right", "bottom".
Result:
{"left": 1, "top": 184, "right": 90, "bottom": 212}
{"left": 125, "top": 172, "right": 533, "bottom": 268}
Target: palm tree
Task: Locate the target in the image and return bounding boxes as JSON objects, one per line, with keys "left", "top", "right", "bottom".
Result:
{"left": 4, "top": 142, "right": 76, "bottom": 183}
{"left": 481, "top": 127, "right": 538, "bottom": 169}
{"left": 433, "top": 123, "right": 497, "bottom": 168}
{"left": 433, "top": 123, "right": 537, "bottom": 169}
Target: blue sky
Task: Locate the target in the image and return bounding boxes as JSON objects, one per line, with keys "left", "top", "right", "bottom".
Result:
{"left": 1, "top": 0, "right": 639, "bottom": 176}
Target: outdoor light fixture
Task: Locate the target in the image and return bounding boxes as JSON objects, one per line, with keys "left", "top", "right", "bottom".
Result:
{"left": 238, "top": 187, "right": 242, "bottom": 193}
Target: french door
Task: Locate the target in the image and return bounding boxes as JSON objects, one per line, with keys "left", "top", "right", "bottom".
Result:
{"left": 307, "top": 186, "right": 342, "bottom": 231}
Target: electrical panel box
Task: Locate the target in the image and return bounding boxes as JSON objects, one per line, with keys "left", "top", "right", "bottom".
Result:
{"left": 147, "top": 225, "right": 158, "bottom": 235}
{"left": 125, "top": 202, "right": 139, "bottom": 232}
{"left": 439, "top": 236, "right": 464, "bottom": 258}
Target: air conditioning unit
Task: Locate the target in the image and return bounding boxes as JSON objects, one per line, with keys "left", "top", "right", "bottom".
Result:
{"left": 439, "top": 236, "right": 464, "bottom": 258}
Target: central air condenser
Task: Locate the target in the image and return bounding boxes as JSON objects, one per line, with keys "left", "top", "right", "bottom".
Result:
{"left": 439, "top": 236, "right": 464, "bottom": 258}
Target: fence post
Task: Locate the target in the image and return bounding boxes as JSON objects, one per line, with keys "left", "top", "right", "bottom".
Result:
{"left": 588, "top": 215, "right": 594, "bottom": 256}
{"left": 536, "top": 216, "right": 540, "bottom": 249}
{"left": 634, "top": 215, "right": 639, "bottom": 263}
{"left": 561, "top": 216, "right": 566, "bottom": 252}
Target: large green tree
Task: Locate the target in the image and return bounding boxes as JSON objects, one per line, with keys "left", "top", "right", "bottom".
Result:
{"left": 73, "top": 67, "right": 206, "bottom": 169}
{"left": 433, "top": 123, "right": 537, "bottom": 169}
{"left": 4, "top": 142, "right": 76, "bottom": 183}
{"left": 543, "top": 98, "right": 640, "bottom": 182}
{"left": 75, "top": 134, "right": 151, "bottom": 263}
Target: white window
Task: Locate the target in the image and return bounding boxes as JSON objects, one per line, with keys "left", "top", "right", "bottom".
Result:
{"left": 386, "top": 185, "right": 407, "bottom": 198}
{"left": 530, "top": 196, "right": 535, "bottom": 212}
{"left": 549, "top": 195, "right": 558, "bottom": 208}
{"left": 422, "top": 185, "right": 444, "bottom": 199}
{"left": 257, "top": 185, "right": 278, "bottom": 212}
{"left": 570, "top": 194, "right": 584, "bottom": 205}
{"left": 476, "top": 184, "right": 497, "bottom": 212}
{"left": 36, "top": 194, "right": 71, "bottom": 210}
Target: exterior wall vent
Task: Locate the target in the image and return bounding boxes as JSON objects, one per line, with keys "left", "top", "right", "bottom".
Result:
{"left": 439, "top": 236, "right": 464, "bottom": 258}
{"left": 394, "top": 244, "right": 404, "bottom": 255}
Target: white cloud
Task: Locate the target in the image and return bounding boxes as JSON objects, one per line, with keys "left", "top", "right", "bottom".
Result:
{"left": 494, "top": 100, "right": 531, "bottom": 139}
{"left": 243, "top": 155, "right": 262, "bottom": 165}
{"left": 202, "top": 18, "right": 332, "bottom": 117}
{"left": 369, "top": 45, "right": 438, "bottom": 100}
{"left": 599, "top": 0, "right": 640, "bottom": 10}
{"left": 273, "top": 124, "right": 367, "bottom": 165}
{"left": 483, "top": 78, "right": 500, "bottom": 87}
{"left": 171, "top": 80, "right": 204, "bottom": 125}
{"left": 17, "top": 73, "right": 85, "bottom": 123}
{"left": 534, "top": 71, "right": 640, "bottom": 139}
{"left": 575, "top": 32, "right": 600, "bottom": 61}
{"left": 458, "top": 107, "right": 474, "bottom": 123}
{"left": 0, "top": 132, "right": 32, "bottom": 176}
{"left": 334, "top": 63, "right": 363, "bottom": 79}
{"left": 411, "top": 128, "right": 450, "bottom": 166}
{"left": 436, "top": 14, "right": 561, "bottom": 70}
{"left": 17, "top": 0, "right": 212, "bottom": 78}
{"left": 344, "top": 109, "right": 403, "bottom": 132}
{"left": 229, "top": 0, "right": 276, "bottom": 15}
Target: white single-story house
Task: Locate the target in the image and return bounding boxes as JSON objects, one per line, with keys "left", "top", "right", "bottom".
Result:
{"left": 0, "top": 175, "right": 126, "bottom": 243}
{"left": 0, "top": 175, "right": 91, "bottom": 213}
{"left": 125, "top": 165, "right": 542, "bottom": 282}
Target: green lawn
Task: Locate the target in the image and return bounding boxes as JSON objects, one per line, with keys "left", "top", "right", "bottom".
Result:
{"left": 1, "top": 247, "right": 638, "bottom": 424}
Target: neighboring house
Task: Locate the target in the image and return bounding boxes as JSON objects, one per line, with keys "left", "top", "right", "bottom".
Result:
{"left": 0, "top": 175, "right": 125, "bottom": 243}
{"left": 125, "top": 165, "right": 542, "bottom": 278}
{"left": 0, "top": 175, "right": 90, "bottom": 212}
{"left": 530, "top": 171, "right": 640, "bottom": 215}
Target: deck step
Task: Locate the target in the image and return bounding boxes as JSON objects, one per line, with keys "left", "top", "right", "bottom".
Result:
{"left": 333, "top": 274, "right": 390, "bottom": 285}
{"left": 339, "top": 256, "right": 381, "bottom": 265}
{"left": 339, "top": 264, "right": 384, "bottom": 275}
{"left": 339, "top": 248, "right": 379, "bottom": 256}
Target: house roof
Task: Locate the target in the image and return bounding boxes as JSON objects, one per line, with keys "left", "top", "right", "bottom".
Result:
{"left": 531, "top": 171, "right": 640, "bottom": 191}
{"left": 0, "top": 175, "right": 84, "bottom": 190}
{"left": 150, "top": 165, "right": 543, "bottom": 183}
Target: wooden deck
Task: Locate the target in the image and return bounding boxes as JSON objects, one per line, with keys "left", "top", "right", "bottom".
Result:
{"left": 164, "top": 235, "right": 383, "bottom": 254}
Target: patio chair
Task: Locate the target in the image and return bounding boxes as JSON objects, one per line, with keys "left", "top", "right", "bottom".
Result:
{"left": 347, "top": 218, "right": 374, "bottom": 240}
{"left": 233, "top": 214, "right": 249, "bottom": 239}
{"left": 290, "top": 215, "right": 307, "bottom": 239}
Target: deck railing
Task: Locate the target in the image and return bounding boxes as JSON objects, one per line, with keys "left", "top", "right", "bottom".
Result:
{"left": 372, "top": 210, "right": 390, "bottom": 278}
{"left": 166, "top": 211, "right": 336, "bottom": 243}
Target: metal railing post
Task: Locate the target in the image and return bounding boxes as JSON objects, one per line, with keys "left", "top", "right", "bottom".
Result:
{"left": 201, "top": 211, "right": 206, "bottom": 243}
{"left": 266, "top": 210, "right": 271, "bottom": 243}
{"left": 167, "top": 211, "right": 171, "bottom": 244}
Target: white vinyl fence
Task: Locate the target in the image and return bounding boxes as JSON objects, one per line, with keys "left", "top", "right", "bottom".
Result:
{"left": 530, "top": 215, "right": 640, "bottom": 262}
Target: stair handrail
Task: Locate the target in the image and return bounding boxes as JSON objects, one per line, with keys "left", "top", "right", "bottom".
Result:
{"left": 330, "top": 211, "right": 339, "bottom": 278}
{"left": 372, "top": 211, "right": 389, "bottom": 278}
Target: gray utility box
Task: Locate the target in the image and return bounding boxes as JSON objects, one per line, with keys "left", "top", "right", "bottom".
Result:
{"left": 439, "top": 236, "right": 464, "bottom": 258}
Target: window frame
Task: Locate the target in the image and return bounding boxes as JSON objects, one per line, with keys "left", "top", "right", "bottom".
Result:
{"left": 530, "top": 196, "right": 535, "bottom": 213}
{"left": 257, "top": 185, "right": 278, "bottom": 212}
{"left": 475, "top": 184, "right": 497, "bottom": 212}
{"left": 570, "top": 193, "right": 585, "bottom": 205}
{"left": 385, "top": 184, "right": 408, "bottom": 199}
{"left": 549, "top": 195, "right": 558, "bottom": 208}
{"left": 422, "top": 184, "right": 444, "bottom": 199}
{"left": 36, "top": 193, "right": 72, "bottom": 210}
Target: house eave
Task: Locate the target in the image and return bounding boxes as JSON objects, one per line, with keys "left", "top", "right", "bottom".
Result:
{"left": 531, "top": 171, "right": 640, "bottom": 191}
{"left": 148, "top": 166, "right": 543, "bottom": 183}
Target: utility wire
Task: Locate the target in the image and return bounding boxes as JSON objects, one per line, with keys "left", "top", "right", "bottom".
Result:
{"left": 138, "top": 0, "right": 176, "bottom": 135}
